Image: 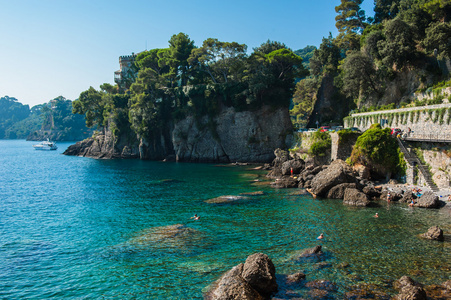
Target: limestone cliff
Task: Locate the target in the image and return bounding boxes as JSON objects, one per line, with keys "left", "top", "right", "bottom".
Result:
{"left": 64, "top": 105, "right": 293, "bottom": 163}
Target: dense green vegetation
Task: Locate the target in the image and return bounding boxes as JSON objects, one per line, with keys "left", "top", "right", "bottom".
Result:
{"left": 309, "top": 131, "right": 332, "bottom": 156}
{"left": 74, "top": 37, "right": 307, "bottom": 141}
{"left": 348, "top": 123, "right": 406, "bottom": 178}
{"left": 0, "top": 96, "right": 91, "bottom": 140}
{"left": 291, "top": 0, "right": 451, "bottom": 128}
{"left": 72, "top": 0, "right": 451, "bottom": 148}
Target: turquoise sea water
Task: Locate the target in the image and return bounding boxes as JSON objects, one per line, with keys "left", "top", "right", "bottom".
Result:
{"left": 1, "top": 140, "right": 450, "bottom": 299}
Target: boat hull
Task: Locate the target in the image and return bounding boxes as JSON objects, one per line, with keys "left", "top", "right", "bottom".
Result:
{"left": 32, "top": 141, "right": 58, "bottom": 150}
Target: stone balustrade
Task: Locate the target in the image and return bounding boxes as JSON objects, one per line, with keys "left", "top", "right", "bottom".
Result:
{"left": 344, "top": 104, "right": 451, "bottom": 139}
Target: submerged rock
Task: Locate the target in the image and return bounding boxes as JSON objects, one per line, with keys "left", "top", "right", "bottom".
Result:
{"left": 424, "top": 283, "right": 451, "bottom": 299}
{"left": 286, "top": 272, "right": 306, "bottom": 284}
{"left": 345, "top": 283, "right": 390, "bottom": 299}
{"left": 239, "top": 191, "right": 265, "bottom": 196}
{"left": 205, "top": 195, "right": 249, "bottom": 204}
{"left": 112, "top": 224, "right": 202, "bottom": 253}
{"left": 296, "top": 245, "right": 324, "bottom": 259}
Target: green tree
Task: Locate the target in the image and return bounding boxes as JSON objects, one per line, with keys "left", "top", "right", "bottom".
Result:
{"left": 252, "top": 40, "right": 287, "bottom": 54}
{"left": 294, "top": 45, "right": 317, "bottom": 69}
{"left": 135, "top": 48, "right": 170, "bottom": 76}
{"left": 422, "top": 21, "right": 451, "bottom": 58}
{"left": 361, "top": 26, "right": 384, "bottom": 60}
{"left": 245, "top": 47, "right": 307, "bottom": 108}
{"left": 168, "top": 33, "right": 195, "bottom": 86}
{"left": 421, "top": 0, "right": 451, "bottom": 22}
{"left": 378, "top": 17, "right": 417, "bottom": 69}
{"left": 188, "top": 38, "right": 247, "bottom": 84}
{"left": 72, "top": 87, "right": 105, "bottom": 127}
{"left": 335, "top": 0, "right": 368, "bottom": 50}
{"left": 373, "top": 0, "right": 401, "bottom": 23}
{"left": 341, "top": 51, "right": 379, "bottom": 99}
{"left": 266, "top": 49, "right": 306, "bottom": 81}
{"left": 309, "top": 34, "right": 342, "bottom": 76}
{"left": 290, "top": 78, "right": 320, "bottom": 127}
{"left": 0, "top": 96, "right": 31, "bottom": 138}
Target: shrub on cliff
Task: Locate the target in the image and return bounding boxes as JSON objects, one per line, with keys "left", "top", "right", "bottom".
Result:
{"left": 348, "top": 123, "right": 405, "bottom": 179}
{"left": 309, "top": 131, "right": 331, "bottom": 157}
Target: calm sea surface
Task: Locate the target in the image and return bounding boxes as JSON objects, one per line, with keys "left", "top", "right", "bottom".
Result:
{"left": 1, "top": 140, "right": 450, "bottom": 299}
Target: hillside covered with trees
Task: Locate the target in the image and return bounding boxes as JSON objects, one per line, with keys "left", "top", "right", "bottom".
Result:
{"left": 73, "top": 38, "right": 307, "bottom": 145}
{"left": 69, "top": 0, "right": 451, "bottom": 158}
{"left": 0, "top": 96, "right": 92, "bottom": 141}
{"left": 291, "top": 0, "right": 451, "bottom": 128}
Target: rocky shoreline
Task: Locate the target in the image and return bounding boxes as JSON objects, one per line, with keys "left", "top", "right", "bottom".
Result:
{"left": 266, "top": 149, "right": 450, "bottom": 210}
{"left": 203, "top": 150, "right": 451, "bottom": 299}
{"left": 204, "top": 252, "right": 451, "bottom": 299}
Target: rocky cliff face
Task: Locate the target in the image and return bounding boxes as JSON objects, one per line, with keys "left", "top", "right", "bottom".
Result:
{"left": 64, "top": 105, "right": 293, "bottom": 163}
{"left": 307, "top": 75, "right": 354, "bottom": 127}
{"left": 63, "top": 128, "right": 140, "bottom": 159}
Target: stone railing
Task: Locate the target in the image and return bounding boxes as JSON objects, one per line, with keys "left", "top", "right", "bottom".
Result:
{"left": 349, "top": 103, "right": 451, "bottom": 117}
{"left": 344, "top": 104, "right": 451, "bottom": 138}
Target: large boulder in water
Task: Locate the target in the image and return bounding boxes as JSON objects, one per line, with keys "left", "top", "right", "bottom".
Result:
{"left": 205, "top": 264, "right": 263, "bottom": 300}
{"left": 422, "top": 226, "right": 444, "bottom": 241}
{"left": 241, "top": 253, "right": 278, "bottom": 298}
{"left": 327, "top": 183, "right": 357, "bottom": 199}
{"left": 343, "top": 188, "right": 371, "bottom": 206}
{"left": 415, "top": 191, "right": 441, "bottom": 208}
{"left": 271, "top": 177, "right": 298, "bottom": 188}
{"left": 267, "top": 149, "right": 290, "bottom": 178}
{"left": 205, "top": 253, "right": 277, "bottom": 300}
{"left": 310, "top": 160, "right": 358, "bottom": 197}
{"left": 393, "top": 276, "right": 427, "bottom": 300}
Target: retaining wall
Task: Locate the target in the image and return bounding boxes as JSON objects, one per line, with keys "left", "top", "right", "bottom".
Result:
{"left": 344, "top": 104, "right": 451, "bottom": 139}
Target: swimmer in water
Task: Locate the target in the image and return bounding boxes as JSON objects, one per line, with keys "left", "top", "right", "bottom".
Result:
{"left": 191, "top": 214, "right": 200, "bottom": 220}
{"left": 374, "top": 213, "right": 379, "bottom": 218}
{"left": 317, "top": 233, "right": 324, "bottom": 240}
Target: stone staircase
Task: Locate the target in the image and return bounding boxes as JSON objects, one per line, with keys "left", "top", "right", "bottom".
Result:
{"left": 396, "top": 138, "right": 439, "bottom": 192}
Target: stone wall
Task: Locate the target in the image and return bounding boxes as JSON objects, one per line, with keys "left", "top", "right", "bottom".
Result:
{"left": 293, "top": 131, "right": 357, "bottom": 164}
{"left": 344, "top": 103, "right": 451, "bottom": 140}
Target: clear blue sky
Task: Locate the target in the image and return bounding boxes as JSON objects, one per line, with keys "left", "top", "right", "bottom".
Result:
{"left": 0, "top": 0, "right": 374, "bottom": 107}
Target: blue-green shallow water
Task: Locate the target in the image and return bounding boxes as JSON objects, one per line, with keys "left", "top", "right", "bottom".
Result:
{"left": 1, "top": 140, "right": 450, "bottom": 299}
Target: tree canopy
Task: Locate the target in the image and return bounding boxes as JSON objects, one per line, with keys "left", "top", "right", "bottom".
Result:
{"left": 72, "top": 34, "right": 305, "bottom": 142}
